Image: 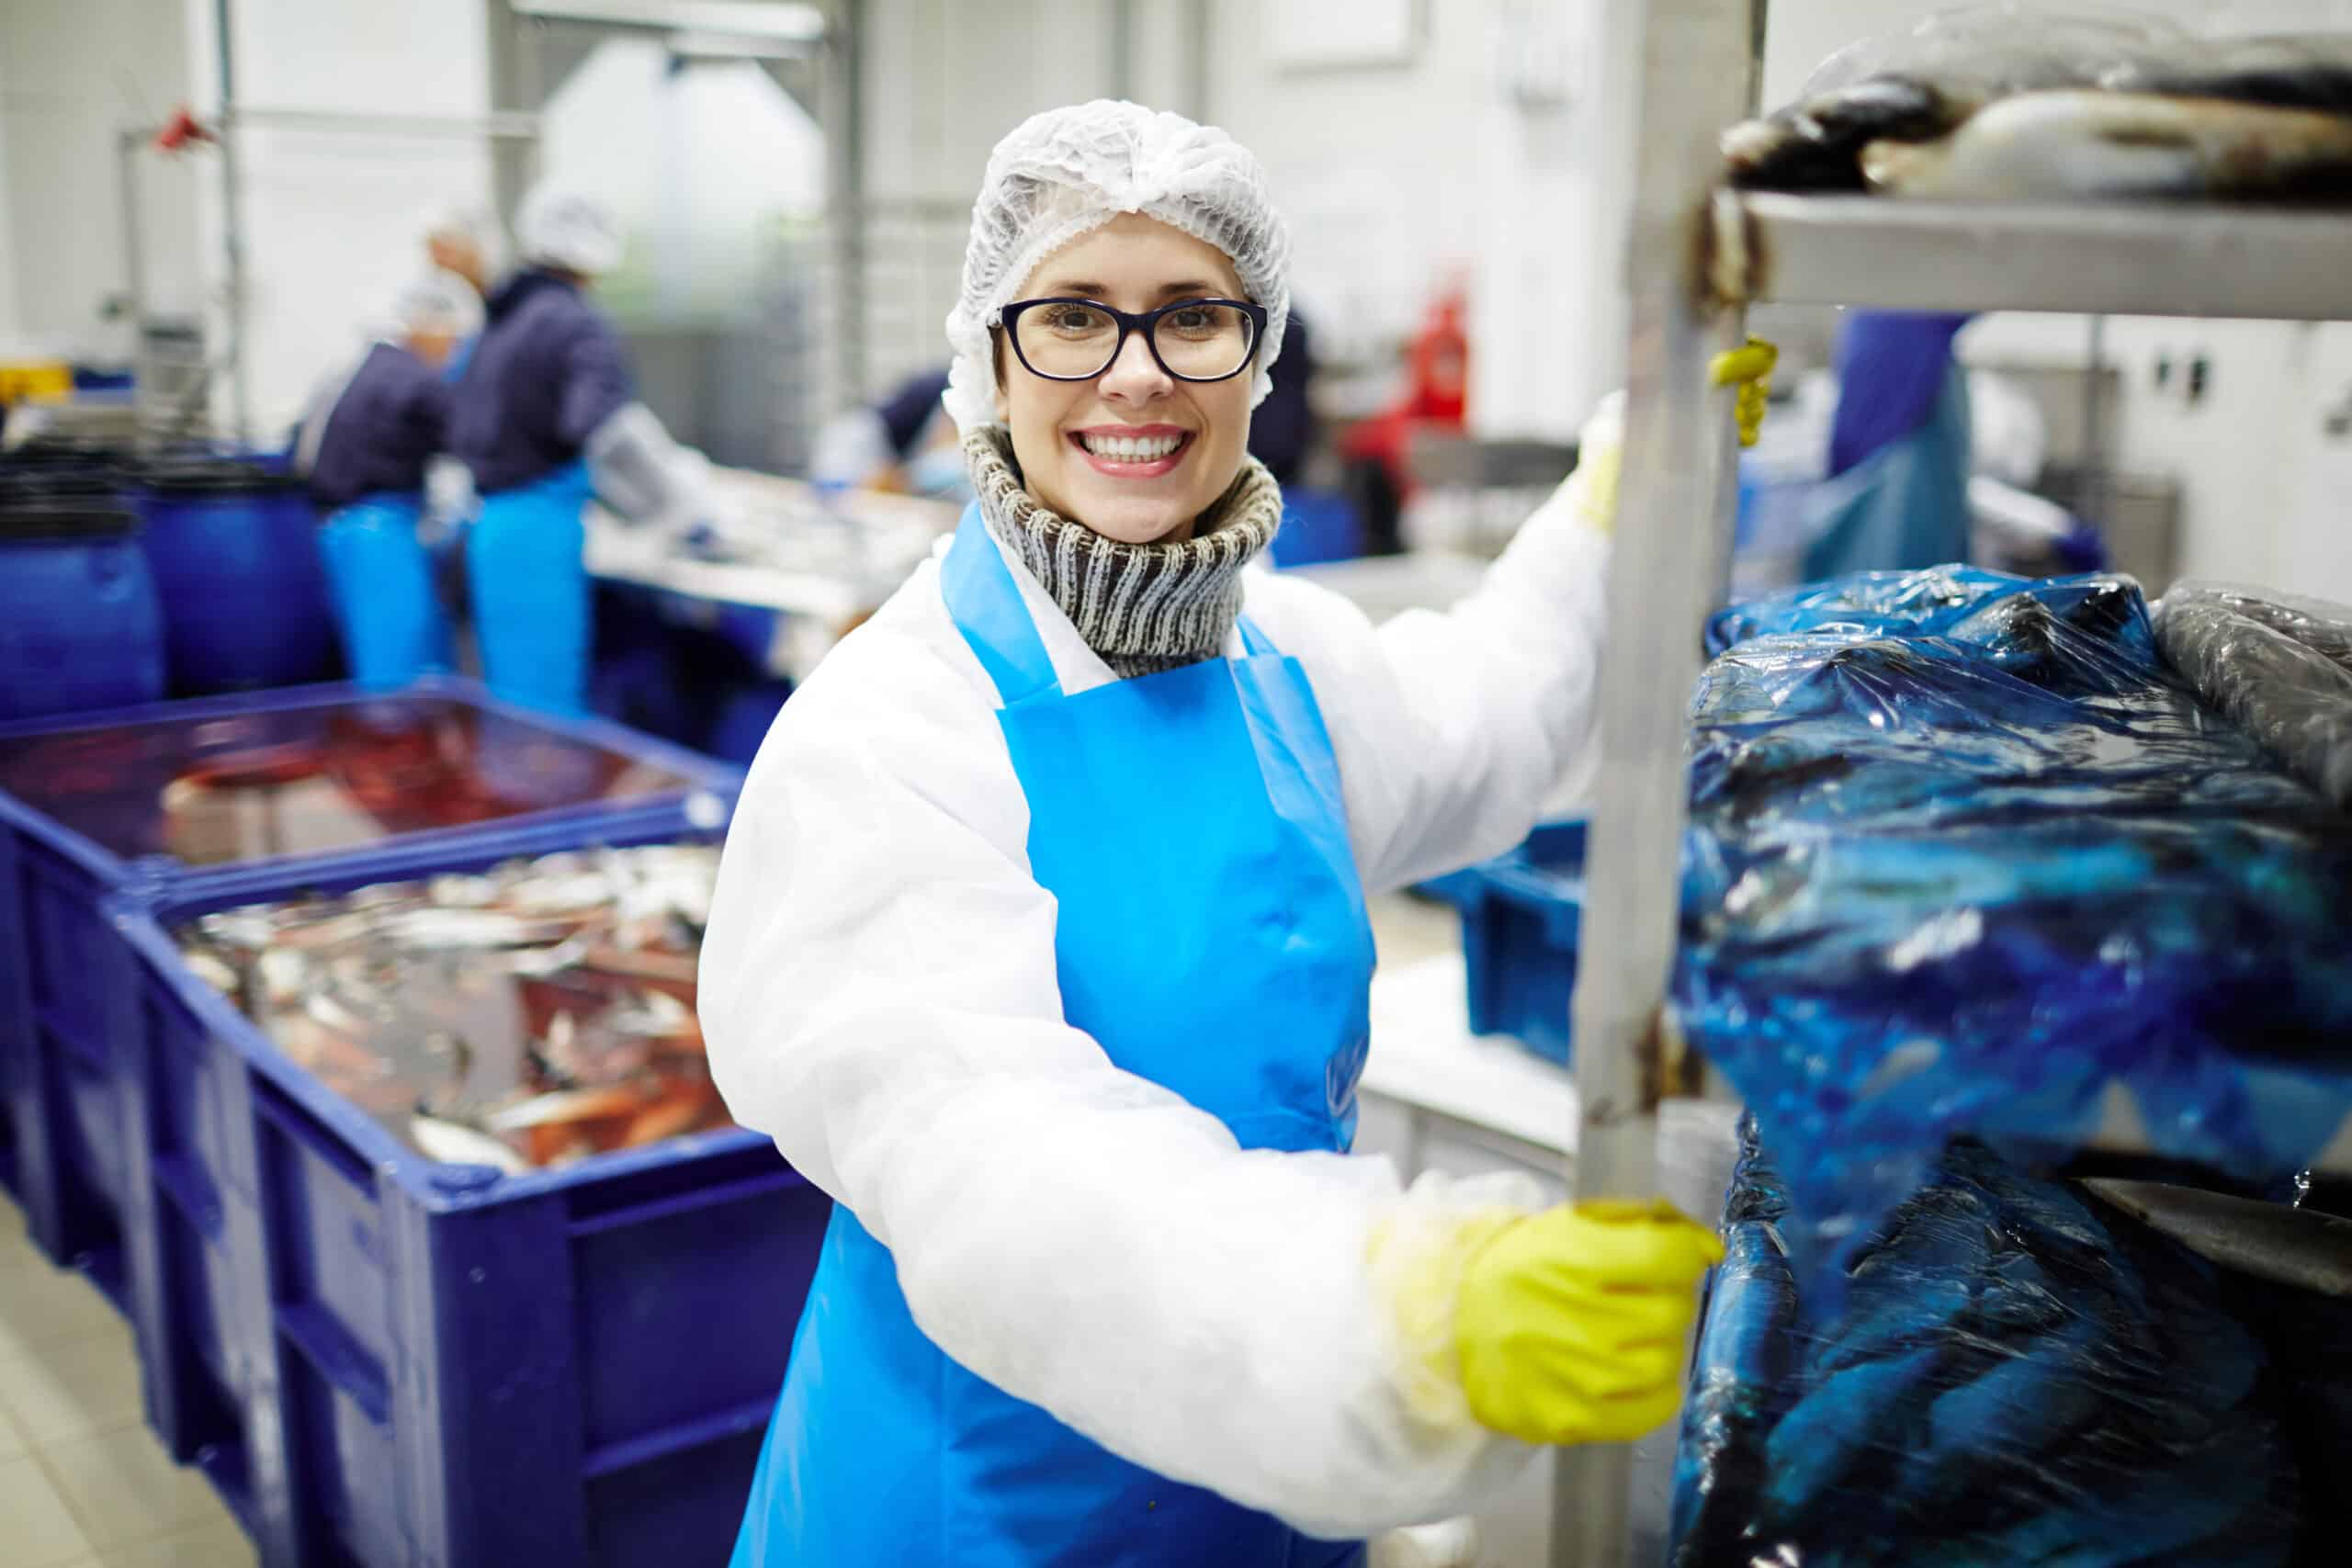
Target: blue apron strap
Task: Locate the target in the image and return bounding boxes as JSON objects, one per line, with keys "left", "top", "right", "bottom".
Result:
{"left": 1236, "top": 615, "right": 1278, "bottom": 659}
{"left": 941, "top": 503, "right": 1064, "bottom": 705}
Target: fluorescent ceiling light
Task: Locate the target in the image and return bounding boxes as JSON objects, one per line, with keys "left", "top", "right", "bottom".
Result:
{"left": 667, "top": 29, "right": 816, "bottom": 59}
{"left": 512, "top": 1, "right": 825, "bottom": 43}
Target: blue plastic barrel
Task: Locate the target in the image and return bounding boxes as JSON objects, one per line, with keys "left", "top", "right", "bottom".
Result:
{"left": 135, "top": 458, "right": 338, "bottom": 694}
{"left": 0, "top": 490, "right": 166, "bottom": 721}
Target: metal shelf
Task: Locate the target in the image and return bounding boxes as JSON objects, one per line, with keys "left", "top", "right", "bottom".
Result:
{"left": 1719, "top": 191, "right": 2352, "bottom": 321}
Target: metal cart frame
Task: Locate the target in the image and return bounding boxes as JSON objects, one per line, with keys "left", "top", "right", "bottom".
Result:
{"left": 1561, "top": 3, "right": 2352, "bottom": 1562}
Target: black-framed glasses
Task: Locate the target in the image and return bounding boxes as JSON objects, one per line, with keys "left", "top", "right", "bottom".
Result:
{"left": 998, "top": 297, "right": 1267, "bottom": 384}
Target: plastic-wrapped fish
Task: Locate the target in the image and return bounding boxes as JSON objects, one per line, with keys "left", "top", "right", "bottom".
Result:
{"left": 1724, "top": 5, "right": 2188, "bottom": 190}
{"left": 2105, "top": 32, "right": 2352, "bottom": 117}
{"left": 1725, "top": 75, "right": 1983, "bottom": 191}
{"left": 1862, "top": 90, "right": 2352, "bottom": 199}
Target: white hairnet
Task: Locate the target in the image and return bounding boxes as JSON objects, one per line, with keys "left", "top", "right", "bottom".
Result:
{"left": 425, "top": 201, "right": 509, "bottom": 283}
{"left": 393, "top": 267, "right": 484, "bottom": 341}
{"left": 515, "top": 181, "right": 625, "bottom": 276}
{"left": 943, "top": 100, "right": 1291, "bottom": 434}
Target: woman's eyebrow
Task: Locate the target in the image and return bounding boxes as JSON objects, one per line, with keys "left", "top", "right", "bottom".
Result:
{"left": 1031, "top": 279, "right": 1228, "bottom": 300}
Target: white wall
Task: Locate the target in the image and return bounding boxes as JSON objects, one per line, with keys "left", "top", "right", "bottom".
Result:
{"left": 0, "top": 0, "right": 200, "bottom": 358}
{"left": 187, "top": 0, "right": 495, "bottom": 438}
{"left": 1206, "top": 0, "right": 1639, "bottom": 438}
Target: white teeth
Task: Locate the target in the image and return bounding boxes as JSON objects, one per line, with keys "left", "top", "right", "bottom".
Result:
{"left": 1080, "top": 433, "right": 1183, "bottom": 461}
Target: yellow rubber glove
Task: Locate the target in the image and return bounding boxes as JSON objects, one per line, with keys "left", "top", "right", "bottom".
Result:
{"left": 1709, "top": 337, "right": 1778, "bottom": 448}
{"left": 1403, "top": 1199, "right": 1721, "bottom": 1446}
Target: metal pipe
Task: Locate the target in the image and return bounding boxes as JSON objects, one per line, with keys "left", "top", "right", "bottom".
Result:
{"left": 1554, "top": 1, "right": 1762, "bottom": 1563}
{"left": 1187, "top": 0, "right": 1211, "bottom": 120}
{"left": 219, "top": 106, "right": 544, "bottom": 140}
{"left": 214, "top": 0, "right": 252, "bottom": 443}
{"left": 116, "top": 130, "right": 150, "bottom": 369}
{"left": 826, "top": 0, "right": 867, "bottom": 407}
{"left": 1108, "top": 0, "right": 1136, "bottom": 102}
{"left": 2083, "top": 313, "right": 2109, "bottom": 533}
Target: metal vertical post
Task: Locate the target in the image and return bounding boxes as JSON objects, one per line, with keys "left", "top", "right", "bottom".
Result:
{"left": 1553, "top": 0, "right": 1761, "bottom": 1563}
{"left": 824, "top": 0, "right": 867, "bottom": 409}
{"left": 212, "top": 0, "right": 252, "bottom": 443}
{"left": 2083, "top": 313, "right": 2110, "bottom": 532}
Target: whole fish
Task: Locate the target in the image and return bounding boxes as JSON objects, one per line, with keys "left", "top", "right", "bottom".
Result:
{"left": 2084, "top": 1179, "right": 2352, "bottom": 1297}
{"left": 1724, "top": 74, "right": 1977, "bottom": 191}
{"left": 1863, "top": 90, "right": 2352, "bottom": 199}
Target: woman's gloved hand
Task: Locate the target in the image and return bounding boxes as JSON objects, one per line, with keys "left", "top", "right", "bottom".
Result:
{"left": 1453, "top": 1199, "right": 1723, "bottom": 1444}
{"left": 1371, "top": 1195, "right": 1722, "bottom": 1448}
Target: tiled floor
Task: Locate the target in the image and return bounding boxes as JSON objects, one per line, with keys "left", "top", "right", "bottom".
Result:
{"left": 0, "top": 1196, "right": 257, "bottom": 1568}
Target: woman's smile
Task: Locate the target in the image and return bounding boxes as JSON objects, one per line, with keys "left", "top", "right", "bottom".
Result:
{"left": 1069, "top": 423, "right": 1196, "bottom": 478}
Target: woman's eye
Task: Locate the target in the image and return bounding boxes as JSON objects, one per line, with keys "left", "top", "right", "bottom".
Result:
{"left": 1046, "top": 306, "right": 1109, "bottom": 334}
{"left": 1167, "top": 308, "right": 1213, "bottom": 333}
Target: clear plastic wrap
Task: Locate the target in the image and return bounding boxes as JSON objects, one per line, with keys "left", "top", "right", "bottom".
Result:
{"left": 1671, "top": 1124, "right": 2348, "bottom": 1567}
{"left": 2105, "top": 33, "right": 2352, "bottom": 116}
{"left": 1802, "top": 5, "right": 2185, "bottom": 102}
{"left": 1677, "top": 569, "right": 2352, "bottom": 1274}
{"left": 2156, "top": 581, "right": 2352, "bottom": 809}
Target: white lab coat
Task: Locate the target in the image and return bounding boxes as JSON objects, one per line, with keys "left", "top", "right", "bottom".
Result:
{"left": 699, "top": 484, "right": 1611, "bottom": 1539}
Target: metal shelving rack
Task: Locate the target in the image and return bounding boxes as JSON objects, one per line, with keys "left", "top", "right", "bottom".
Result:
{"left": 1560, "top": 4, "right": 2352, "bottom": 1564}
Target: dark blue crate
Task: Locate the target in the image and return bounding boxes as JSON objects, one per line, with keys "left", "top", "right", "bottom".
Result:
{"left": 1427, "top": 821, "right": 1588, "bottom": 1066}
{"left": 102, "top": 809, "right": 828, "bottom": 1568}
{"left": 0, "top": 676, "right": 739, "bottom": 1275}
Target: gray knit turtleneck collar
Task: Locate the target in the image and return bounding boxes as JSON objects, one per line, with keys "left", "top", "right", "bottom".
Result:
{"left": 965, "top": 427, "right": 1283, "bottom": 680}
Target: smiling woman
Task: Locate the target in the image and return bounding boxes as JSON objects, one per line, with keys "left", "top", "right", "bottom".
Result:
{"left": 995, "top": 214, "right": 1261, "bottom": 544}
{"left": 701, "top": 99, "right": 1718, "bottom": 1568}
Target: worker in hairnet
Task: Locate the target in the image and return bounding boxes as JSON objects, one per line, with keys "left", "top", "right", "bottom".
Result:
{"left": 701, "top": 102, "right": 1768, "bottom": 1568}
{"left": 293, "top": 269, "right": 477, "bottom": 687}
{"left": 447, "top": 180, "right": 714, "bottom": 713}
{"left": 423, "top": 203, "right": 508, "bottom": 379}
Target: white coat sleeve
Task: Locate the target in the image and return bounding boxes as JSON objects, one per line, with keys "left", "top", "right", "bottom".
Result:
{"left": 698, "top": 617, "right": 1541, "bottom": 1539}
{"left": 1260, "top": 491, "right": 1611, "bottom": 895}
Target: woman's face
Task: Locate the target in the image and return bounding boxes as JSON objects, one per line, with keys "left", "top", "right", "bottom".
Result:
{"left": 1000, "top": 213, "right": 1255, "bottom": 546}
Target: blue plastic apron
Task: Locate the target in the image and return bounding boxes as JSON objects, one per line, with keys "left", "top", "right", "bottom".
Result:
{"left": 1800, "top": 365, "right": 1973, "bottom": 582}
{"left": 467, "top": 458, "right": 592, "bottom": 714}
{"left": 316, "top": 491, "right": 451, "bottom": 688}
{"left": 730, "top": 506, "right": 1377, "bottom": 1567}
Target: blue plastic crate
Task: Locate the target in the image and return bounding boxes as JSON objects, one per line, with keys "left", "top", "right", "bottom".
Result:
{"left": 101, "top": 809, "right": 828, "bottom": 1568}
{"left": 0, "top": 676, "right": 739, "bottom": 1276}
{"left": 1427, "top": 821, "right": 1587, "bottom": 1065}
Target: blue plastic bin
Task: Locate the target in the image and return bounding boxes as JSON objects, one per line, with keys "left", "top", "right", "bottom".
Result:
{"left": 135, "top": 458, "right": 339, "bottom": 694}
{"left": 1427, "top": 821, "right": 1588, "bottom": 1065}
{"left": 99, "top": 809, "right": 829, "bottom": 1568}
{"left": 0, "top": 491, "right": 167, "bottom": 722}
{"left": 0, "top": 677, "right": 739, "bottom": 1279}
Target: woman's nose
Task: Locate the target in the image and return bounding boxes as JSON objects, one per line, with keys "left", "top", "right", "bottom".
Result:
{"left": 1098, "top": 328, "right": 1172, "bottom": 404}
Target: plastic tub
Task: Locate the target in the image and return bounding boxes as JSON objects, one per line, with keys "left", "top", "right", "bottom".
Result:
{"left": 0, "top": 493, "right": 166, "bottom": 721}
{"left": 135, "top": 458, "right": 338, "bottom": 694}
{"left": 0, "top": 677, "right": 739, "bottom": 1278}
{"left": 101, "top": 810, "right": 827, "bottom": 1568}
{"left": 1425, "top": 821, "right": 1588, "bottom": 1065}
